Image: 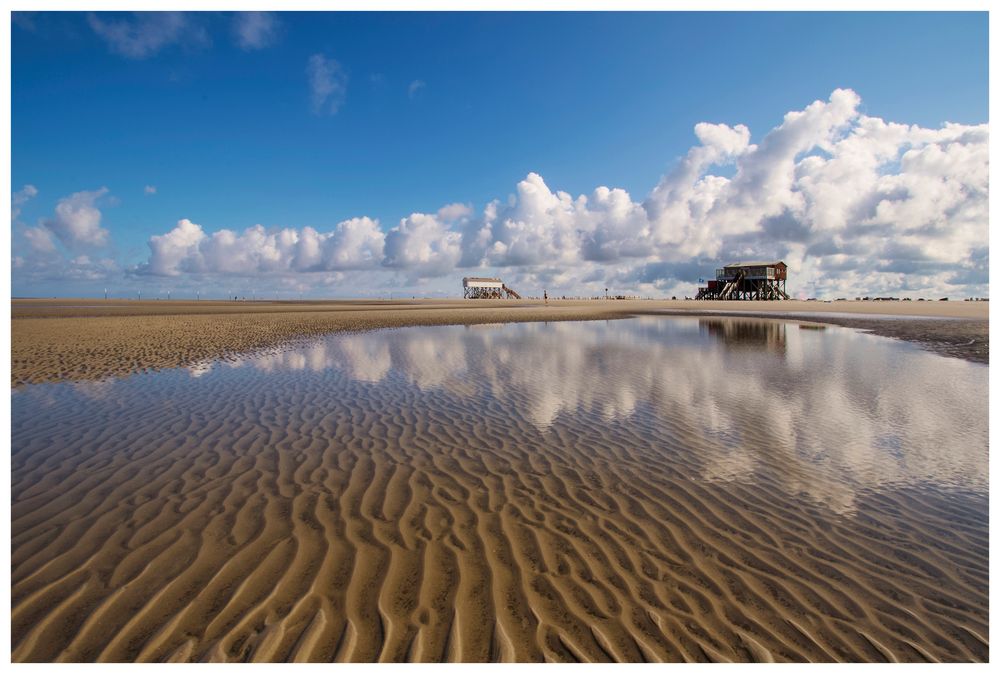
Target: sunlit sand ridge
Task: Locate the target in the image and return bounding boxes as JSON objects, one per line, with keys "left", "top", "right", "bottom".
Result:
{"left": 11, "top": 318, "right": 988, "bottom": 662}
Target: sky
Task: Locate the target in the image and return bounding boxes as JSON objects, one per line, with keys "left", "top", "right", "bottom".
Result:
{"left": 9, "top": 11, "right": 990, "bottom": 299}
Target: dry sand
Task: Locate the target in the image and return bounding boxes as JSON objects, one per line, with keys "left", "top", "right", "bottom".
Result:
{"left": 10, "top": 298, "right": 989, "bottom": 386}
{"left": 9, "top": 302, "right": 989, "bottom": 663}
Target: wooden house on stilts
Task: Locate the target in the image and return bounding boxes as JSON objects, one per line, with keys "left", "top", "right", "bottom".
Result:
{"left": 695, "top": 261, "right": 790, "bottom": 300}
{"left": 462, "top": 277, "right": 523, "bottom": 299}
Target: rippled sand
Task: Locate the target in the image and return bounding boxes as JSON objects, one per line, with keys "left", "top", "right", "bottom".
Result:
{"left": 10, "top": 318, "right": 988, "bottom": 662}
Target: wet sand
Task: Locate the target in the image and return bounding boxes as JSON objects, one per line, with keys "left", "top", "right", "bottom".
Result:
{"left": 10, "top": 298, "right": 988, "bottom": 386}
{"left": 10, "top": 319, "right": 988, "bottom": 663}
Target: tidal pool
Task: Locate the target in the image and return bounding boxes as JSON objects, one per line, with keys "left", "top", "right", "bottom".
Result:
{"left": 11, "top": 317, "right": 988, "bottom": 662}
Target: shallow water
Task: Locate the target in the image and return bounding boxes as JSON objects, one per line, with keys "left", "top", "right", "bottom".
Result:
{"left": 11, "top": 317, "right": 988, "bottom": 662}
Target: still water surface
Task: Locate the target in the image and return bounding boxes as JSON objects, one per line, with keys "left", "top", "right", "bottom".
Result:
{"left": 11, "top": 317, "right": 988, "bottom": 662}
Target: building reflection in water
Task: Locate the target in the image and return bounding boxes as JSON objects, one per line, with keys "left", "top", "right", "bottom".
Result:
{"left": 698, "top": 318, "right": 787, "bottom": 354}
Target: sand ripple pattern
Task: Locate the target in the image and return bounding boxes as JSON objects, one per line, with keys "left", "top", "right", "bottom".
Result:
{"left": 11, "top": 319, "right": 988, "bottom": 662}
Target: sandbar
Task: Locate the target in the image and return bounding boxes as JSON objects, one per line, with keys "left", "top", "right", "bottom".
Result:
{"left": 11, "top": 298, "right": 987, "bottom": 386}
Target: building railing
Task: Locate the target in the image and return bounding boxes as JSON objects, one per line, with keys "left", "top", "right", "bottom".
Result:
{"left": 718, "top": 267, "right": 776, "bottom": 280}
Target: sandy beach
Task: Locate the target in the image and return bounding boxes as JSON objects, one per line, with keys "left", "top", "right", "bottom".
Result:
{"left": 10, "top": 314, "right": 988, "bottom": 663}
{"left": 10, "top": 298, "right": 988, "bottom": 386}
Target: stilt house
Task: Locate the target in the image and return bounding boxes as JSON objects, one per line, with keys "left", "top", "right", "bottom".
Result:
{"left": 695, "top": 261, "right": 790, "bottom": 300}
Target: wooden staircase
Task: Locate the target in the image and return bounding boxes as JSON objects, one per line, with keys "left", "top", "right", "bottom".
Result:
{"left": 501, "top": 284, "right": 522, "bottom": 299}
{"left": 762, "top": 283, "right": 790, "bottom": 300}
{"left": 718, "top": 269, "right": 746, "bottom": 300}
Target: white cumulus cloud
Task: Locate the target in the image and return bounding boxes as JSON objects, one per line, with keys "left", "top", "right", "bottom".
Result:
{"left": 24, "top": 227, "right": 57, "bottom": 254}
{"left": 139, "top": 217, "right": 386, "bottom": 277}
{"left": 125, "top": 89, "right": 988, "bottom": 299}
{"left": 383, "top": 212, "right": 462, "bottom": 277}
{"left": 43, "top": 187, "right": 111, "bottom": 249}
{"left": 144, "top": 218, "right": 206, "bottom": 276}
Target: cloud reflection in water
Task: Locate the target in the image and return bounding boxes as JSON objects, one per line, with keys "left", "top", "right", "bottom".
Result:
{"left": 174, "top": 316, "right": 987, "bottom": 514}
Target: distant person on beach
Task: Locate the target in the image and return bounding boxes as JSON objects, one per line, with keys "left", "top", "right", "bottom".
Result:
{"left": 544, "top": 290, "right": 548, "bottom": 304}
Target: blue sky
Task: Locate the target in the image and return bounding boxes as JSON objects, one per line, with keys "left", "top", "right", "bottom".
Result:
{"left": 10, "top": 11, "right": 990, "bottom": 298}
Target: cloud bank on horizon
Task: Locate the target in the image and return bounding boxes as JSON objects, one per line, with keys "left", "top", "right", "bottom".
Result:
{"left": 13, "top": 89, "right": 989, "bottom": 298}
